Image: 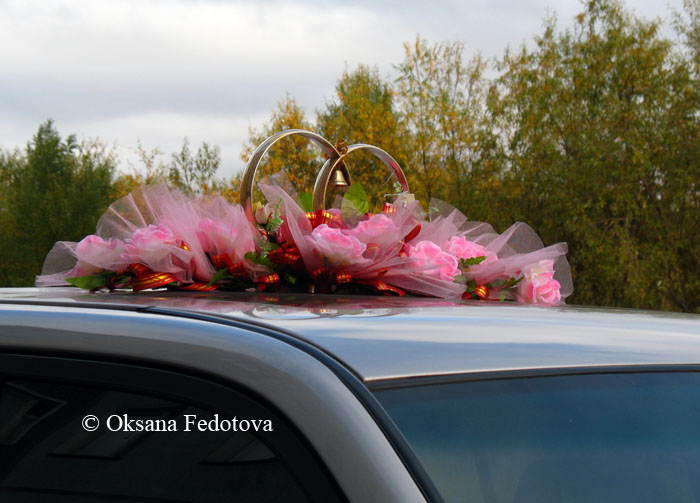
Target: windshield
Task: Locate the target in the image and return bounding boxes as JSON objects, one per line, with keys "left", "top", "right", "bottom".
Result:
{"left": 373, "top": 372, "right": 700, "bottom": 503}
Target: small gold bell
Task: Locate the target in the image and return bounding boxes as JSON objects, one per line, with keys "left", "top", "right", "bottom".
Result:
{"left": 329, "top": 166, "right": 350, "bottom": 188}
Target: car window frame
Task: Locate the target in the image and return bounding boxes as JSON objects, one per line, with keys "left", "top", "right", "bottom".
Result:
{"left": 0, "top": 352, "right": 347, "bottom": 503}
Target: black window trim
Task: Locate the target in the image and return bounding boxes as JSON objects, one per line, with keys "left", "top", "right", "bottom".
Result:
{"left": 366, "top": 364, "right": 700, "bottom": 391}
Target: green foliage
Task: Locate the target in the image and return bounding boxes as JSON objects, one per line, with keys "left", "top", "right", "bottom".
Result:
{"left": 316, "top": 65, "right": 409, "bottom": 209}
{"left": 65, "top": 271, "right": 116, "bottom": 290}
{"left": 396, "top": 37, "right": 490, "bottom": 206}
{"left": 241, "top": 95, "right": 321, "bottom": 202}
{"left": 299, "top": 192, "right": 313, "bottom": 212}
{"left": 459, "top": 256, "right": 487, "bottom": 268}
{"left": 479, "top": 0, "right": 700, "bottom": 311}
{"left": 0, "top": 120, "right": 116, "bottom": 286}
{"left": 112, "top": 138, "right": 222, "bottom": 199}
{"left": 244, "top": 251, "right": 275, "bottom": 270}
{"left": 168, "top": 138, "right": 221, "bottom": 194}
{"left": 341, "top": 183, "right": 370, "bottom": 224}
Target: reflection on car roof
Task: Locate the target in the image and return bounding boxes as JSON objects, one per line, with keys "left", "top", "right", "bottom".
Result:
{"left": 1, "top": 287, "right": 700, "bottom": 381}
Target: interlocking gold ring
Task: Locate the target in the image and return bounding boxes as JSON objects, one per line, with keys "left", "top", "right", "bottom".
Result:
{"left": 239, "top": 129, "right": 345, "bottom": 223}
{"left": 312, "top": 143, "right": 409, "bottom": 210}
{"left": 240, "top": 129, "right": 409, "bottom": 221}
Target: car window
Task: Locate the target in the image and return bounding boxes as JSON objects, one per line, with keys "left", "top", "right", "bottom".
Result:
{"left": 0, "top": 356, "right": 344, "bottom": 503}
{"left": 374, "top": 372, "right": 700, "bottom": 503}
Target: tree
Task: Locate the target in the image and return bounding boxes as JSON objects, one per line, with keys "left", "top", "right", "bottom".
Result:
{"left": 317, "top": 65, "right": 409, "bottom": 209}
{"left": 486, "top": 0, "right": 700, "bottom": 311}
{"left": 112, "top": 139, "right": 224, "bottom": 199}
{"left": 240, "top": 95, "right": 322, "bottom": 205}
{"left": 1, "top": 120, "right": 116, "bottom": 286}
{"left": 168, "top": 139, "right": 221, "bottom": 194}
{"left": 395, "top": 37, "right": 489, "bottom": 207}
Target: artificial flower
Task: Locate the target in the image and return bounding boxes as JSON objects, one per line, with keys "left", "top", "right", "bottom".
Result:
{"left": 307, "top": 224, "right": 368, "bottom": 267}
{"left": 349, "top": 214, "right": 399, "bottom": 249}
{"left": 517, "top": 259, "right": 562, "bottom": 304}
{"left": 122, "top": 224, "right": 179, "bottom": 265}
{"left": 444, "top": 235, "right": 496, "bottom": 264}
{"left": 408, "top": 240, "right": 461, "bottom": 282}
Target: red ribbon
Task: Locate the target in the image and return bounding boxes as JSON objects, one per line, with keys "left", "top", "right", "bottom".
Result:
{"left": 177, "top": 282, "right": 217, "bottom": 292}
{"left": 110, "top": 263, "right": 177, "bottom": 291}
{"left": 132, "top": 271, "right": 178, "bottom": 292}
{"left": 211, "top": 254, "right": 246, "bottom": 277}
{"left": 312, "top": 267, "right": 327, "bottom": 280}
{"left": 358, "top": 278, "right": 405, "bottom": 296}
{"left": 258, "top": 273, "right": 280, "bottom": 291}
{"left": 335, "top": 272, "right": 352, "bottom": 284}
{"left": 306, "top": 209, "right": 344, "bottom": 229}
{"left": 462, "top": 285, "right": 489, "bottom": 300}
{"left": 268, "top": 242, "right": 301, "bottom": 265}
{"left": 398, "top": 224, "right": 421, "bottom": 257}
{"left": 306, "top": 209, "right": 331, "bottom": 229}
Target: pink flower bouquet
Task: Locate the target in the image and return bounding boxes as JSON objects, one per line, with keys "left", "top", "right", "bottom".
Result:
{"left": 37, "top": 181, "right": 573, "bottom": 305}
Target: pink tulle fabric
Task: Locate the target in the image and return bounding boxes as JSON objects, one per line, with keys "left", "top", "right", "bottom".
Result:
{"left": 37, "top": 182, "right": 573, "bottom": 305}
{"left": 36, "top": 184, "right": 261, "bottom": 286}
{"left": 259, "top": 185, "right": 573, "bottom": 302}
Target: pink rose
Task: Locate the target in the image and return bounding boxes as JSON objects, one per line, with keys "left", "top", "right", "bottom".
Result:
{"left": 408, "top": 240, "right": 461, "bottom": 282}
{"left": 444, "top": 236, "right": 496, "bottom": 264}
{"left": 307, "top": 224, "right": 367, "bottom": 267}
{"left": 517, "top": 259, "right": 561, "bottom": 304}
{"left": 255, "top": 205, "right": 270, "bottom": 225}
{"left": 75, "top": 235, "right": 126, "bottom": 271}
{"left": 349, "top": 214, "right": 399, "bottom": 249}
{"left": 122, "top": 224, "right": 178, "bottom": 265}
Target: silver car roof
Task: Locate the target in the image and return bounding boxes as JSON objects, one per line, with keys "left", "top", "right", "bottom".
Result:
{"left": 2, "top": 287, "right": 700, "bottom": 381}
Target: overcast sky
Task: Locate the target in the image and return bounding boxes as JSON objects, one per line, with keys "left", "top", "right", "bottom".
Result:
{"left": 0, "top": 0, "right": 686, "bottom": 178}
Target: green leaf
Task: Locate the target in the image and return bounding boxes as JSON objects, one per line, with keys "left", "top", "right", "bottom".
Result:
{"left": 502, "top": 275, "right": 524, "bottom": 289}
{"left": 344, "top": 183, "right": 370, "bottom": 215}
{"left": 299, "top": 192, "right": 313, "bottom": 212}
{"left": 260, "top": 241, "right": 281, "bottom": 252}
{"left": 459, "top": 256, "right": 487, "bottom": 269}
{"left": 283, "top": 272, "right": 297, "bottom": 285}
{"left": 267, "top": 217, "right": 283, "bottom": 234}
{"left": 65, "top": 271, "right": 115, "bottom": 290}
{"left": 207, "top": 268, "right": 234, "bottom": 287}
{"left": 510, "top": 275, "right": 524, "bottom": 287}
{"left": 245, "top": 251, "right": 275, "bottom": 270}
{"left": 453, "top": 274, "right": 467, "bottom": 285}
{"left": 465, "top": 279, "right": 476, "bottom": 293}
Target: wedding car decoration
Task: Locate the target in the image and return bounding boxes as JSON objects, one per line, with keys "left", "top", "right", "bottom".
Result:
{"left": 36, "top": 130, "right": 573, "bottom": 304}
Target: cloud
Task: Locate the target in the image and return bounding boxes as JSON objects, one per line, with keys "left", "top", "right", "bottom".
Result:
{"left": 0, "top": 0, "right": 686, "bottom": 178}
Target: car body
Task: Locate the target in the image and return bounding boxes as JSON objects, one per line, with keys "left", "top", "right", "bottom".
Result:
{"left": 1, "top": 287, "right": 700, "bottom": 502}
